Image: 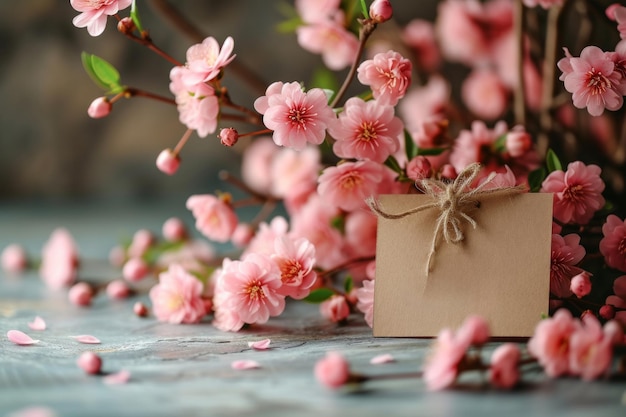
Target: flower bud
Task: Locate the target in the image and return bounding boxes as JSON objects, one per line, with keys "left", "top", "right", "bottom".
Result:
{"left": 128, "top": 229, "right": 153, "bottom": 258}
{"left": 1, "top": 244, "right": 28, "bottom": 273}
{"left": 439, "top": 164, "right": 457, "bottom": 181}
{"left": 162, "top": 217, "right": 187, "bottom": 242}
{"left": 570, "top": 271, "right": 592, "bottom": 298}
{"left": 87, "top": 97, "right": 112, "bottom": 119}
{"left": 406, "top": 156, "right": 432, "bottom": 181}
{"left": 369, "top": 0, "right": 393, "bottom": 23}
{"left": 133, "top": 301, "right": 149, "bottom": 317}
{"left": 231, "top": 223, "right": 254, "bottom": 248}
{"left": 117, "top": 17, "right": 135, "bottom": 34}
{"left": 156, "top": 149, "right": 180, "bottom": 175}
{"left": 77, "top": 351, "right": 102, "bottom": 374}
{"left": 219, "top": 128, "right": 239, "bottom": 147}
{"left": 69, "top": 282, "right": 93, "bottom": 307}
{"left": 106, "top": 279, "right": 131, "bottom": 300}
{"left": 505, "top": 128, "right": 532, "bottom": 158}
{"left": 122, "top": 258, "right": 149, "bottom": 282}
{"left": 599, "top": 304, "right": 615, "bottom": 320}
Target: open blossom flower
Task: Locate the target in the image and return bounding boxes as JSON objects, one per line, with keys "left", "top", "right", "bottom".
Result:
{"left": 599, "top": 215, "right": 626, "bottom": 272}
{"left": 149, "top": 263, "right": 207, "bottom": 324}
{"left": 489, "top": 343, "right": 521, "bottom": 389}
{"left": 606, "top": 275, "right": 626, "bottom": 327}
{"left": 541, "top": 161, "right": 605, "bottom": 225}
{"left": 314, "top": 351, "right": 351, "bottom": 389}
{"left": 357, "top": 51, "right": 412, "bottom": 106}
{"left": 550, "top": 233, "right": 585, "bottom": 298}
{"left": 296, "top": 12, "right": 358, "bottom": 70}
{"left": 329, "top": 98, "right": 403, "bottom": 163}
{"left": 254, "top": 82, "right": 335, "bottom": 150}
{"left": 461, "top": 68, "right": 509, "bottom": 120}
{"left": 527, "top": 309, "right": 579, "bottom": 377}
{"left": 402, "top": 19, "right": 441, "bottom": 72}
{"left": 449, "top": 120, "right": 508, "bottom": 174}
{"left": 70, "top": 0, "right": 132, "bottom": 37}
{"left": 614, "top": 5, "right": 626, "bottom": 39}
{"left": 182, "top": 36, "right": 236, "bottom": 86}
{"left": 243, "top": 216, "right": 289, "bottom": 257}
{"left": 40, "top": 228, "right": 79, "bottom": 290}
{"left": 560, "top": 46, "right": 623, "bottom": 116}
{"left": 356, "top": 279, "right": 375, "bottom": 328}
{"left": 569, "top": 314, "right": 616, "bottom": 380}
{"left": 317, "top": 160, "right": 385, "bottom": 211}
{"left": 170, "top": 66, "right": 220, "bottom": 137}
{"left": 186, "top": 194, "right": 238, "bottom": 243}
{"left": 423, "top": 328, "right": 470, "bottom": 391}
{"left": 271, "top": 236, "right": 317, "bottom": 300}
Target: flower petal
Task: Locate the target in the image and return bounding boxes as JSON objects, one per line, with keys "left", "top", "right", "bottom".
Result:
{"left": 231, "top": 360, "right": 261, "bottom": 370}
{"left": 103, "top": 370, "right": 131, "bottom": 385}
{"left": 247, "top": 338, "right": 271, "bottom": 350}
{"left": 370, "top": 353, "right": 395, "bottom": 365}
{"left": 70, "top": 335, "right": 101, "bottom": 344}
{"left": 7, "top": 330, "right": 40, "bottom": 345}
{"left": 28, "top": 316, "right": 47, "bottom": 331}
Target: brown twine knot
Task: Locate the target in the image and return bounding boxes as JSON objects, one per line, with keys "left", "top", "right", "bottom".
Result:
{"left": 367, "top": 163, "right": 526, "bottom": 275}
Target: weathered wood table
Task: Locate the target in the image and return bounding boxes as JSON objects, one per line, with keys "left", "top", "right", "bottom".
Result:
{"left": 1, "top": 201, "right": 625, "bottom": 417}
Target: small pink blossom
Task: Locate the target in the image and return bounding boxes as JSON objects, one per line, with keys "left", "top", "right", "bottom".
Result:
{"left": 1, "top": 244, "right": 28, "bottom": 273}
{"left": 550, "top": 233, "right": 586, "bottom": 298}
{"left": 527, "top": 309, "right": 579, "bottom": 377}
{"left": 599, "top": 215, "right": 626, "bottom": 272}
{"left": 247, "top": 339, "right": 271, "bottom": 350}
{"left": 505, "top": 126, "right": 533, "bottom": 158}
{"left": 240, "top": 137, "right": 278, "bottom": 195}
{"left": 456, "top": 315, "right": 490, "bottom": 346}
{"left": 561, "top": 46, "right": 623, "bottom": 116}
{"left": 570, "top": 271, "right": 592, "bottom": 298}
{"left": 106, "top": 279, "right": 131, "bottom": 300}
{"left": 162, "top": 217, "right": 187, "bottom": 242}
{"left": 541, "top": 161, "right": 605, "bottom": 225}
{"left": 461, "top": 68, "right": 509, "bottom": 120}
{"left": 568, "top": 314, "right": 615, "bottom": 380}
{"left": 477, "top": 166, "right": 517, "bottom": 190}
{"left": 156, "top": 149, "right": 180, "bottom": 176}
{"left": 108, "top": 245, "right": 125, "bottom": 267}
{"left": 269, "top": 146, "right": 321, "bottom": 205}
{"left": 128, "top": 229, "right": 153, "bottom": 258}
{"left": 39, "top": 228, "right": 79, "bottom": 290}
{"left": 489, "top": 343, "right": 520, "bottom": 389}
{"left": 271, "top": 236, "right": 317, "bottom": 300}
{"left": 314, "top": 351, "right": 351, "bottom": 389}
{"left": 70, "top": 0, "right": 132, "bottom": 37}
{"left": 68, "top": 282, "right": 93, "bottom": 307}
{"left": 369, "top": 0, "right": 393, "bottom": 23}
{"left": 406, "top": 156, "right": 433, "bottom": 181}
{"left": 243, "top": 216, "right": 289, "bottom": 258}
{"left": 70, "top": 335, "right": 101, "bottom": 344}
{"left": 231, "top": 223, "right": 255, "bottom": 248}
{"left": 28, "top": 316, "right": 46, "bottom": 331}
{"left": 133, "top": 301, "right": 149, "bottom": 317}
{"left": 423, "top": 328, "right": 469, "bottom": 391}
{"left": 7, "top": 330, "right": 39, "bottom": 345}
{"left": 77, "top": 352, "right": 102, "bottom": 375}
{"left": 344, "top": 210, "right": 378, "bottom": 259}
{"left": 357, "top": 51, "right": 412, "bottom": 106}
{"left": 149, "top": 263, "right": 207, "bottom": 324}
{"left": 356, "top": 279, "right": 375, "bottom": 328}
{"left": 231, "top": 360, "right": 261, "bottom": 370}
{"left": 606, "top": 275, "right": 626, "bottom": 327}
{"left": 155, "top": 239, "right": 215, "bottom": 274}
{"left": 296, "top": 14, "right": 359, "bottom": 70}
{"left": 317, "top": 160, "right": 385, "bottom": 211}
{"left": 402, "top": 19, "right": 441, "bottom": 72}
{"left": 186, "top": 194, "right": 238, "bottom": 243}
{"left": 399, "top": 76, "right": 450, "bottom": 134}
{"left": 183, "top": 37, "right": 236, "bottom": 86}
{"left": 320, "top": 295, "right": 350, "bottom": 323}
{"left": 329, "top": 98, "right": 403, "bottom": 163}
{"left": 614, "top": 6, "right": 626, "bottom": 39}
{"left": 254, "top": 81, "right": 335, "bottom": 150}
{"left": 87, "top": 97, "right": 111, "bottom": 118}
{"left": 449, "top": 120, "right": 508, "bottom": 175}
{"left": 122, "top": 258, "right": 149, "bottom": 282}
{"left": 219, "top": 128, "right": 239, "bottom": 147}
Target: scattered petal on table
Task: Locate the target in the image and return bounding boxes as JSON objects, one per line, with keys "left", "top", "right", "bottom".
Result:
{"left": 103, "top": 370, "right": 131, "bottom": 385}
{"left": 370, "top": 354, "right": 395, "bottom": 365}
{"left": 7, "top": 330, "right": 40, "bottom": 345}
{"left": 28, "top": 316, "right": 47, "bottom": 331}
{"left": 70, "top": 335, "right": 101, "bottom": 344}
{"left": 231, "top": 360, "right": 261, "bottom": 370}
{"left": 247, "top": 338, "right": 271, "bottom": 350}
{"left": 6, "top": 406, "right": 58, "bottom": 417}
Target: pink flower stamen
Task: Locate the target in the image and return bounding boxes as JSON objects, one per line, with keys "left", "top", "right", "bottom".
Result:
{"left": 246, "top": 281, "right": 266, "bottom": 301}
{"left": 586, "top": 69, "right": 612, "bottom": 94}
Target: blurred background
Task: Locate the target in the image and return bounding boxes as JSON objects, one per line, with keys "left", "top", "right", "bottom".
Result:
{"left": 0, "top": 0, "right": 433, "bottom": 203}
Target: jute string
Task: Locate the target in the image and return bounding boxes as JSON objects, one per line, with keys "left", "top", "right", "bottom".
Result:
{"left": 367, "top": 163, "right": 526, "bottom": 275}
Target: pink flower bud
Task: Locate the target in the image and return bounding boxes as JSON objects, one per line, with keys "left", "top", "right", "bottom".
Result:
{"left": 162, "top": 217, "right": 187, "bottom": 242}
{"left": 231, "top": 223, "right": 254, "bottom": 248}
{"left": 106, "top": 279, "right": 131, "bottom": 300}
{"left": 77, "top": 351, "right": 102, "bottom": 374}
{"left": 369, "top": 0, "right": 393, "bottom": 23}
{"left": 128, "top": 229, "right": 153, "bottom": 258}
{"left": 439, "top": 164, "right": 457, "bottom": 180}
{"left": 122, "top": 258, "right": 149, "bottom": 282}
{"left": 87, "top": 97, "right": 112, "bottom": 119}
{"left": 599, "top": 304, "right": 615, "bottom": 320}
{"left": 1, "top": 244, "right": 28, "bottom": 273}
{"left": 406, "top": 156, "right": 432, "bottom": 181}
{"left": 219, "top": 128, "right": 239, "bottom": 147}
{"left": 69, "top": 282, "right": 93, "bottom": 307}
{"left": 314, "top": 352, "right": 351, "bottom": 389}
{"left": 320, "top": 295, "right": 350, "bottom": 323}
{"left": 156, "top": 149, "right": 180, "bottom": 175}
{"left": 606, "top": 3, "right": 621, "bottom": 21}
{"left": 108, "top": 245, "right": 126, "bottom": 267}
{"left": 117, "top": 17, "right": 135, "bottom": 34}
{"left": 505, "top": 128, "right": 532, "bottom": 158}
{"left": 458, "top": 315, "right": 491, "bottom": 345}
{"left": 570, "top": 271, "right": 592, "bottom": 298}
{"left": 133, "top": 301, "right": 149, "bottom": 317}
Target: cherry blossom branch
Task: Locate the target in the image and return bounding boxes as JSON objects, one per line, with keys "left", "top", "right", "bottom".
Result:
{"left": 218, "top": 170, "right": 271, "bottom": 202}
{"left": 513, "top": 0, "right": 526, "bottom": 126}
{"left": 124, "top": 87, "right": 176, "bottom": 105}
{"left": 318, "top": 256, "right": 375, "bottom": 279}
{"left": 117, "top": 22, "right": 183, "bottom": 67}
{"left": 219, "top": 89, "right": 263, "bottom": 125}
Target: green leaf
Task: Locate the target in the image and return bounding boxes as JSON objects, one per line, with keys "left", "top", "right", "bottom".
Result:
{"left": 303, "top": 288, "right": 335, "bottom": 303}
{"left": 344, "top": 276, "right": 353, "bottom": 294}
{"left": 384, "top": 155, "right": 403, "bottom": 175}
{"left": 330, "top": 214, "right": 345, "bottom": 234}
{"left": 528, "top": 167, "right": 547, "bottom": 192}
{"left": 359, "top": 0, "right": 369, "bottom": 18}
{"left": 493, "top": 134, "right": 507, "bottom": 153}
{"left": 416, "top": 147, "right": 449, "bottom": 156}
{"left": 276, "top": 16, "right": 303, "bottom": 33}
{"left": 131, "top": 0, "right": 144, "bottom": 33}
{"left": 545, "top": 148, "right": 562, "bottom": 173}
{"left": 404, "top": 130, "right": 418, "bottom": 160}
{"left": 81, "top": 52, "right": 123, "bottom": 93}
{"left": 311, "top": 67, "right": 339, "bottom": 96}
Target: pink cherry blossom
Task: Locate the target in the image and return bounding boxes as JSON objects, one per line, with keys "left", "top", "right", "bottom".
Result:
{"left": 406, "top": 156, "right": 433, "bottom": 182}
{"left": 357, "top": 51, "right": 412, "bottom": 106}
{"left": 456, "top": 315, "right": 490, "bottom": 346}
{"left": 541, "top": 161, "right": 605, "bottom": 225}
{"left": 70, "top": 0, "right": 132, "bottom": 37}
{"left": 182, "top": 37, "right": 236, "bottom": 86}
{"left": 243, "top": 216, "right": 289, "bottom": 258}
{"left": 271, "top": 236, "right": 317, "bottom": 300}
{"left": 449, "top": 120, "right": 508, "bottom": 174}
{"left": 39, "top": 228, "right": 79, "bottom": 290}
{"left": 399, "top": 76, "right": 450, "bottom": 133}
{"left": 569, "top": 314, "right": 614, "bottom": 380}
{"left": 68, "top": 282, "right": 93, "bottom": 307}
{"left": 461, "top": 68, "right": 509, "bottom": 120}
{"left": 402, "top": 19, "right": 440, "bottom": 72}
{"left": 423, "top": 328, "right": 470, "bottom": 391}
{"left": 106, "top": 279, "right": 131, "bottom": 300}
{"left": 296, "top": 14, "right": 359, "bottom": 70}
{"left": 527, "top": 309, "right": 579, "bottom": 377}
{"left": 155, "top": 239, "right": 215, "bottom": 274}
{"left": 550, "top": 233, "right": 586, "bottom": 298}
{"left": 156, "top": 149, "right": 180, "bottom": 175}
{"left": 240, "top": 136, "right": 278, "bottom": 196}
{"left": 1, "top": 244, "right": 28, "bottom": 273}
{"left": 314, "top": 351, "right": 351, "bottom": 389}
{"left": 561, "top": 46, "right": 623, "bottom": 116}
{"left": 295, "top": 0, "right": 341, "bottom": 23}
{"left": 570, "top": 271, "right": 592, "bottom": 298}
{"left": 149, "top": 263, "right": 207, "bottom": 324}
{"left": 317, "top": 160, "right": 385, "bottom": 211}
{"left": 356, "top": 279, "right": 375, "bottom": 328}
{"left": 614, "top": 6, "right": 626, "bottom": 39}
{"left": 219, "top": 127, "right": 239, "bottom": 147}
{"left": 344, "top": 210, "right": 378, "bottom": 259}
{"left": 128, "top": 229, "right": 153, "bottom": 258}
{"left": 320, "top": 295, "right": 350, "bottom": 323}
{"left": 87, "top": 97, "right": 111, "bottom": 118}
{"left": 599, "top": 215, "right": 626, "bottom": 272}
{"left": 162, "top": 217, "right": 187, "bottom": 242}
{"left": 186, "top": 194, "right": 238, "bottom": 243}
{"left": 77, "top": 352, "right": 102, "bottom": 375}
{"left": 122, "top": 258, "right": 149, "bottom": 282}
{"left": 254, "top": 82, "right": 335, "bottom": 150}
{"left": 369, "top": 0, "right": 393, "bottom": 23}
{"left": 133, "top": 301, "right": 149, "bottom": 317}
{"left": 505, "top": 126, "right": 533, "bottom": 158}
{"left": 477, "top": 166, "right": 517, "bottom": 190}
{"left": 489, "top": 343, "right": 520, "bottom": 389}
{"left": 329, "top": 98, "right": 403, "bottom": 163}
{"left": 269, "top": 146, "right": 321, "bottom": 205}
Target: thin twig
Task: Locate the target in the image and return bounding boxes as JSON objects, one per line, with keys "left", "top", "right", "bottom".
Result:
{"left": 513, "top": 0, "right": 526, "bottom": 127}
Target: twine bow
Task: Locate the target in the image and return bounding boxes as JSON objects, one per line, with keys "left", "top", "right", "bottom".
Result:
{"left": 367, "top": 163, "right": 526, "bottom": 275}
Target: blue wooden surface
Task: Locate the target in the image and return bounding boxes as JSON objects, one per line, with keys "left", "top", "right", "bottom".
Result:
{"left": 1, "top": 202, "right": 625, "bottom": 417}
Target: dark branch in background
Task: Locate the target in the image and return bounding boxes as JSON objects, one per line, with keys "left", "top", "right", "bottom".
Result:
{"left": 149, "top": 0, "right": 268, "bottom": 95}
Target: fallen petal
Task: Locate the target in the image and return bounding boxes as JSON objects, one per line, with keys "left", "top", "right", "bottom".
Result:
{"left": 231, "top": 360, "right": 261, "bottom": 370}
{"left": 370, "top": 354, "right": 395, "bottom": 365}
{"left": 28, "top": 316, "right": 47, "bottom": 331}
{"left": 103, "top": 370, "right": 131, "bottom": 385}
{"left": 6, "top": 406, "right": 58, "bottom": 417}
{"left": 247, "top": 338, "right": 271, "bottom": 350}
{"left": 70, "top": 335, "right": 101, "bottom": 344}
{"left": 7, "top": 330, "right": 40, "bottom": 345}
